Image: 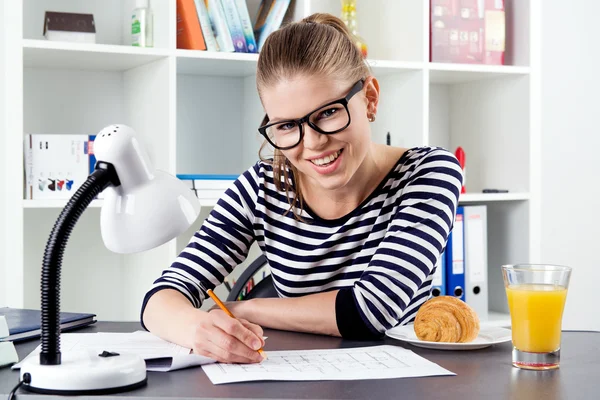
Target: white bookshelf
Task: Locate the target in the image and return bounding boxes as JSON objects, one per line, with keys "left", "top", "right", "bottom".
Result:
{"left": 0, "top": 0, "right": 539, "bottom": 329}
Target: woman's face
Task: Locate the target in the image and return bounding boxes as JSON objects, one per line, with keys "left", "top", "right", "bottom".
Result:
{"left": 261, "top": 75, "right": 378, "bottom": 192}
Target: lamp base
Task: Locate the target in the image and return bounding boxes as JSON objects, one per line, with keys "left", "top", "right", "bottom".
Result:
{"left": 20, "top": 350, "right": 147, "bottom": 395}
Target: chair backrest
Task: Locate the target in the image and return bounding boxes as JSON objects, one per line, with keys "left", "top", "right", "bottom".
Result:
{"left": 226, "top": 254, "right": 279, "bottom": 301}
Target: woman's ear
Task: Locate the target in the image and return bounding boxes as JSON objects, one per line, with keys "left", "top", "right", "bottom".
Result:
{"left": 363, "top": 76, "right": 380, "bottom": 118}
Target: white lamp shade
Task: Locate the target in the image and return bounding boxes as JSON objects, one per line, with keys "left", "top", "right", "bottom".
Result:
{"left": 100, "top": 171, "right": 200, "bottom": 253}
{"left": 93, "top": 124, "right": 201, "bottom": 253}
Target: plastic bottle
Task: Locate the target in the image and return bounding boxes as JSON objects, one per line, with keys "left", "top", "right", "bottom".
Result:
{"left": 340, "top": 0, "right": 368, "bottom": 58}
{"left": 132, "top": 0, "right": 154, "bottom": 47}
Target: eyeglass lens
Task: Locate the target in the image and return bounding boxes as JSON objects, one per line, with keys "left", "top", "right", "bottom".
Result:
{"left": 266, "top": 103, "right": 349, "bottom": 149}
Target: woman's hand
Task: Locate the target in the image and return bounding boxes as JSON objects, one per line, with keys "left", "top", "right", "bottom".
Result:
{"left": 190, "top": 309, "right": 265, "bottom": 364}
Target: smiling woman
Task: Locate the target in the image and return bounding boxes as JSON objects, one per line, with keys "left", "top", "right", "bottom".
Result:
{"left": 140, "top": 13, "right": 463, "bottom": 365}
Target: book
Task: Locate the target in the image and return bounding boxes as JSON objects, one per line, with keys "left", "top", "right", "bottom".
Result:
{"left": 254, "top": 0, "right": 291, "bottom": 51}
{"left": 234, "top": 0, "right": 258, "bottom": 53}
{"left": 205, "top": 0, "right": 235, "bottom": 52}
{"left": 176, "top": 0, "right": 207, "bottom": 50}
{"left": 0, "top": 307, "right": 96, "bottom": 342}
{"left": 195, "top": 0, "right": 219, "bottom": 51}
{"left": 43, "top": 11, "right": 96, "bottom": 44}
{"left": 220, "top": 0, "right": 249, "bottom": 52}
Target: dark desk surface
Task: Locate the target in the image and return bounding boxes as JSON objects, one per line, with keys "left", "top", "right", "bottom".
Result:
{"left": 1, "top": 322, "right": 599, "bottom": 399}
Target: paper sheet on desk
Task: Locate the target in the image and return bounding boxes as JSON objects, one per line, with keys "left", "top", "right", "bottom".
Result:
{"left": 12, "top": 331, "right": 216, "bottom": 372}
{"left": 202, "top": 345, "right": 455, "bottom": 384}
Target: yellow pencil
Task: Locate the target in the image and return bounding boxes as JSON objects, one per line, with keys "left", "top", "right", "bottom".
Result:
{"left": 206, "top": 289, "right": 267, "bottom": 359}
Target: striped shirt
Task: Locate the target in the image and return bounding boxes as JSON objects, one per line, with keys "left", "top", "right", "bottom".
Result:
{"left": 141, "top": 146, "right": 463, "bottom": 338}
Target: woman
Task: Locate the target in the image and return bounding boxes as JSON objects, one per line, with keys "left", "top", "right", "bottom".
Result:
{"left": 141, "top": 13, "right": 463, "bottom": 364}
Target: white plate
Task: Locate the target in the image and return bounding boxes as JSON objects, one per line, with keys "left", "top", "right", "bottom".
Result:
{"left": 385, "top": 324, "right": 512, "bottom": 350}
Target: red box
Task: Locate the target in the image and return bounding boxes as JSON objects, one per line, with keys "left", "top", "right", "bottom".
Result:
{"left": 430, "top": 0, "right": 505, "bottom": 65}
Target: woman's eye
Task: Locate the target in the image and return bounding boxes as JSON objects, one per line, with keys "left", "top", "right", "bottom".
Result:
{"left": 277, "top": 122, "right": 296, "bottom": 131}
{"left": 319, "top": 108, "right": 339, "bottom": 119}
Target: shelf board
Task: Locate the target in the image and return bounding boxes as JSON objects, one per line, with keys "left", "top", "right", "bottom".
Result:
{"left": 482, "top": 312, "right": 511, "bottom": 328}
{"left": 366, "top": 60, "right": 424, "bottom": 76}
{"left": 459, "top": 192, "right": 530, "bottom": 203}
{"left": 184, "top": 193, "right": 530, "bottom": 209}
{"left": 175, "top": 53, "right": 425, "bottom": 77}
{"left": 176, "top": 50, "right": 259, "bottom": 77}
{"left": 23, "top": 199, "right": 104, "bottom": 209}
{"left": 22, "top": 194, "right": 527, "bottom": 208}
{"left": 429, "top": 63, "right": 530, "bottom": 84}
{"left": 23, "top": 39, "right": 169, "bottom": 71}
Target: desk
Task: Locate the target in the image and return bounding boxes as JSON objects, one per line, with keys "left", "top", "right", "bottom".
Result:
{"left": 1, "top": 322, "right": 599, "bottom": 399}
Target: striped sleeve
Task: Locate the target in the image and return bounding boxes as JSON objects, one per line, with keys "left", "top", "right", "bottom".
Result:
{"left": 140, "top": 164, "right": 260, "bottom": 327}
{"left": 335, "top": 148, "right": 463, "bottom": 338}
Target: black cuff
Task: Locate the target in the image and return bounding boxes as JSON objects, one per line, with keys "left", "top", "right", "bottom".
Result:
{"left": 335, "top": 288, "right": 385, "bottom": 341}
{"left": 139, "top": 287, "right": 166, "bottom": 331}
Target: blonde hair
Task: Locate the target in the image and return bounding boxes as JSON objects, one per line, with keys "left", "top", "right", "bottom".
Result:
{"left": 256, "top": 13, "right": 371, "bottom": 220}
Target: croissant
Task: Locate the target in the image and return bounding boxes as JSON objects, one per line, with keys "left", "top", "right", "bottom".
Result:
{"left": 414, "top": 296, "right": 480, "bottom": 343}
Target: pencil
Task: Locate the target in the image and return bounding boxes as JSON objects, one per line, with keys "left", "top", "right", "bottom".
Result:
{"left": 206, "top": 289, "right": 267, "bottom": 359}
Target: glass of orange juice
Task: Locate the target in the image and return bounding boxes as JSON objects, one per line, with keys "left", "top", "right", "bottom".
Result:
{"left": 502, "top": 264, "right": 572, "bottom": 370}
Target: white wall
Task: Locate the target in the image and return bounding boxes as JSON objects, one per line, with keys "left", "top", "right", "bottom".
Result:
{"left": 0, "top": 0, "right": 6, "bottom": 307}
{"left": 542, "top": 0, "right": 600, "bottom": 331}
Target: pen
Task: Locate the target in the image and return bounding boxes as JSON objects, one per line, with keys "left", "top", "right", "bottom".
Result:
{"left": 206, "top": 289, "right": 267, "bottom": 359}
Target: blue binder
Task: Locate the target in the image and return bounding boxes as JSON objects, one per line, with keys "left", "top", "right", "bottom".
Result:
{"left": 445, "top": 206, "right": 465, "bottom": 301}
{"left": 431, "top": 249, "right": 446, "bottom": 297}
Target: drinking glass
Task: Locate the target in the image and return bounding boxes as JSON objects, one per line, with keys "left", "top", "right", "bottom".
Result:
{"left": 501, "top": 264, "right": 572, "bottom": 370}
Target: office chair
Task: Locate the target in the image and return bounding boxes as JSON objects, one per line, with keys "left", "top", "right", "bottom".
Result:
{"left": 226, "top": 254, "right": 279, "bottom": 301}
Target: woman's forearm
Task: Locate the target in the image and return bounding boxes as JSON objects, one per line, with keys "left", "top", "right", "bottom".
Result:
{"left": 142, "top": 289, "right": 204, "bottom": 349}
{"left": 232, "top": 290, "right": 341, "bottom": 337}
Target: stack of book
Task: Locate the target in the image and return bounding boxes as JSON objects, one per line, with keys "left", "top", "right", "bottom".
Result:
{"left": 177, "top": 0, "right": 292, "bottom": 53}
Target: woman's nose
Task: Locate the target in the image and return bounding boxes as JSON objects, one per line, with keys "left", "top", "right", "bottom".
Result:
{"left": 302, "top": 124, "right": 328, "bottom": 150}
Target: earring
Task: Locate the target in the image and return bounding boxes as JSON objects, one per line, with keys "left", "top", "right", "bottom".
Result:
{"left": 368, "top": 113, "right": 376, "bottom": 122}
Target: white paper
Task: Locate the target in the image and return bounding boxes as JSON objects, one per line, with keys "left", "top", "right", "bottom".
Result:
{"left": 12, "top": 331, "right": 216, "bottom": 372}
{"left": 0, "top": 342, "right": 19, "bottom": 367}
{"left": 202, "top": 345, "right": 455, "bottom": 384}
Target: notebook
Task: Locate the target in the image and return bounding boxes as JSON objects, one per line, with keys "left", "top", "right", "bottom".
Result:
{"left": 0, "top": 307, "right": 96, "bottom": 342}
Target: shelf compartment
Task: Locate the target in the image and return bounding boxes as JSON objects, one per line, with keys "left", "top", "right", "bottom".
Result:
{"left": 429, "top": 75, "right": 530, "bottom": 193}
{"left": 23, "top": 0, "right": 172, "bottom": 49}
{"left": 308, "top": 0, "right": 426, "bottom": 62}
{"left": 23, "top": 40, "right": 170, "bottom": 71}
{"left": 22, "top": 207, "right": 172, "bottom": 321}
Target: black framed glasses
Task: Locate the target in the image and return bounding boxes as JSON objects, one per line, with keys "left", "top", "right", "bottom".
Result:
{"left": 258, "top": 79, "right": 364, "bottom": 150}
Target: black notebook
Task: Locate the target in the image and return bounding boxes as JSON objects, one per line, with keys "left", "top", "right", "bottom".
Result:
{"left": 0, "top": 307, "right": 96, "bottom": 342}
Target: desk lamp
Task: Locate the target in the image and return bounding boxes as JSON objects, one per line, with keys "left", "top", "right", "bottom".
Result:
{"left": 19, "top": 125, "right": 201, "bottom": 395}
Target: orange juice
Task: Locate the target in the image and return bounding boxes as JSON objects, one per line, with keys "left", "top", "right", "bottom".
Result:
{"left": 506, "top": 284, "right": 568, "bottom": 353}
